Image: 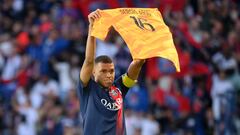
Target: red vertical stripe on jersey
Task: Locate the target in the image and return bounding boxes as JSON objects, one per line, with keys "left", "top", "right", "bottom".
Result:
{"left": 109, "top": 86, "right": 124, "bottom": 135}
{"left": 116, "top": 105, "right": 124, "bottom": 135}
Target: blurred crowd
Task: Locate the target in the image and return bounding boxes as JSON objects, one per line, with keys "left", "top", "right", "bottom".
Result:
{"left": 0, "top": 0, "right": 240, "bottom": 135}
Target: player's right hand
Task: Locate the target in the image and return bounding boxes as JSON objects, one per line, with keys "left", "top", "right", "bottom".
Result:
{"left": 88, "top": 9, "right": 101, "bottom": 26}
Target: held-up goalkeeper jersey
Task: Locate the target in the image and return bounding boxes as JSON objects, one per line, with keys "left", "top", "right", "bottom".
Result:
{"left": 91, "top": 8, "right": 180, "bottom": 72}
{"left": 77, "top": 74, "right": 134, "bottom": 135}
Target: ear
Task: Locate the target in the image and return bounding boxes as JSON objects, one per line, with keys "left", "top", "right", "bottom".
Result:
{"left": 92, "top": 67, "right": 96, "bottom": 76}
{"left": 92, "top": 65, "right": 97, "bottom": 76}
{"left": 92, "top": 67, "right": 97, "bottom": 81}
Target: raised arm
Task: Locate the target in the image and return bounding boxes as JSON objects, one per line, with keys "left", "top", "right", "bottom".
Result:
{"left": 127, "top": 59, "right": 145, "bottom": 81}
{"left": 80, "top": 10, "right": 101, "bottom": 87}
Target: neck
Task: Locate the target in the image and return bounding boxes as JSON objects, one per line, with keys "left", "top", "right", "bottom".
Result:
{"left": 96, "top": 81, "right": 110, "bottom": 90}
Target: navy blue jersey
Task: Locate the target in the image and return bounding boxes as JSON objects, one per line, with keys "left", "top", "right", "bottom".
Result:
{"left": 77, "top": 76, "right": 129, "bottom": 135}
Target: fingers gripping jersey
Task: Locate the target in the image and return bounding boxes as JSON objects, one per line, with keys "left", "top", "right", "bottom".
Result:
{"left": 91, "top": 8, "right": 180, "bottom": 72}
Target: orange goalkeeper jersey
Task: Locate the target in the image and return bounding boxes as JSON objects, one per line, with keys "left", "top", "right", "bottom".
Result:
{"left": 91, "top": 8, "right": 180, "bottom": 72}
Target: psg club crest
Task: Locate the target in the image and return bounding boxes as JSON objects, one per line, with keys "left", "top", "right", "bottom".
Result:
{"left": 109, "top": 86, "right": 121, "bottom": 100}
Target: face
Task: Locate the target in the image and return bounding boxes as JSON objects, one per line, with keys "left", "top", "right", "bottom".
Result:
{"left": 93, "top": 62, "right": 115, "bottom": 88}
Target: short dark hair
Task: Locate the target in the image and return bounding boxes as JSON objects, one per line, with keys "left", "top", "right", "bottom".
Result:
{"left": 95, "top": 55, "right": 113, "bottom": 64}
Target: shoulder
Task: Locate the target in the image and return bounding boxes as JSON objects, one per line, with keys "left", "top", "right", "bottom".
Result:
{"left": 78, "top": 78, "right": 98, "bottom": 92}
{"left": 113, "top": 73, "right": 137, "bottom": 97}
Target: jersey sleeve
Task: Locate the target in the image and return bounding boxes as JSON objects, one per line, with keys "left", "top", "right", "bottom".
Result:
{"left": 91, "top": 10, "right": 113, "bottom": 40}
{"left": 78, "top": 78, "right": 93, "bottom": 96}
{"left": 77, "top": 78, "right": 93, "bottom": 116}
{"left": 114, "top": 74, "right": 137, "bottom": 98}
